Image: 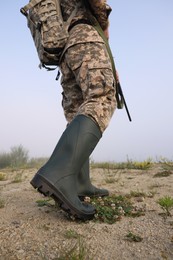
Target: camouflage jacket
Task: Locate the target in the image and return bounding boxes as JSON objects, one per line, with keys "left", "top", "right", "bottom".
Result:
{"left": 61, "top": 0, "right": 112, "bottom": 50}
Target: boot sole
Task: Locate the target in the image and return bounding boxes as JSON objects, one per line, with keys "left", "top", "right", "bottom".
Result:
{"left": 30, "top": 174, "right": 95, "bottom": 220}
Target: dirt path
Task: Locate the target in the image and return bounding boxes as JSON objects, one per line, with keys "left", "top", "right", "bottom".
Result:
{"left": 0, "top": 165, "right": 173, "bottom": 259}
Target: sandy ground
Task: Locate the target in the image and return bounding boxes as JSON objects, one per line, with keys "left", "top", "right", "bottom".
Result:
{"left": 0, "top": 164, "right": 173, "bottom": 260}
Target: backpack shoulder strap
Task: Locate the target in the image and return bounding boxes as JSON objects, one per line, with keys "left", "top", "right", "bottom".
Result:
{"left": 64, "top": 2, "right": 81, "bottom": 29}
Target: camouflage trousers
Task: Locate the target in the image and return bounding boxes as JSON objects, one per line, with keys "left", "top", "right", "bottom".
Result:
{"left": 60, "top": 41, "right": 117, "bottom": 133}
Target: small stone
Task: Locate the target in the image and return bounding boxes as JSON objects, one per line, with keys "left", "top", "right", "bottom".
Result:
{"left": 136, "top": 197, "right": 145, "bottom": 202}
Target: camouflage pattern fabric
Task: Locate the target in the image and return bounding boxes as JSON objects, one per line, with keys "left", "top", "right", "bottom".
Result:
{"left": 60, "top": 25, "right": 116, "bottom": 133}
{"left": 63, "top": 23, "right": 104, "bottom": 52}
{"left": 61, "top": 0, "right": 111, "bottom": 31}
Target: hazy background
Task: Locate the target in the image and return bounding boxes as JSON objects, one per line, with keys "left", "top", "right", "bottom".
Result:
{"left": 0, "top": 0, "right": 173, "bottom": 162}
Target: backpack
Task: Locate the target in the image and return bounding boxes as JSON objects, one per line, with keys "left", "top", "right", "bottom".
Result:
{"left": 20, "top": 0, "right": 78, "bottom": 69}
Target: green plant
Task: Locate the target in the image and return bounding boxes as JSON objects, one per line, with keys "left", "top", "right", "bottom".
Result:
{"left": 0, "top": 145, "right": 30, "bottom": 169}
{"left": 11, "top": 172, "right": 23, "bottom": 183}
{"left": 0, "top": 197, "right": 5, "bottom": 208}
{"left": 40, "top": 223, "right": 51, "bottom": 231}
{"left": 129, "top": 158, "right": 153, "bottom": 170}
{"left": 129, "top": 190, "right": 146, "bottom": 198}
{"left": 92, "top": 195, "right": 134, "bottom": 224}
{"left": 158, "top": 196, "right": 173, "bottom": 217}
{"left": 0, "top": 172, "right": 6, "bottom": 181}
{"left": 91, "top": 161, "right": 116, "bottom": 170}
{"left": 10, "top": 145, "right": 29, "bottom": 168}
{"left": 105, "top": 177, "right": 117, "bottom": 184}
{"left": 125, "top": 231, "right": 143, "bottom": 242}
{"left": 157, "top": 157, "right": 173, "bottom": 171}
{"left": 64, "top": 229, "right": 80, "bottom": 239}
{"left": 27, "top": 157, "right": 48, "bottom": 168}
{"left": 149, "top": 183, "right": 163, "bottom": 189}
{"left": 58, "top": 237, "right": 92, "bottom": 260}
{"left": 0, "top": 152, "right": 12, "bottom": 169}
{"left": 90, "top": 158, "right": 153, "bottom": 171}
{"left": 36, "top": 198, "right": 55, "bottom": 207}
{"left": 153, "top": 171, "right": 172, "bottom": 178}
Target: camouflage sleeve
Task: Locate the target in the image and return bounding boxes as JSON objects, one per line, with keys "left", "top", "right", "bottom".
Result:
{"left": 87, "top": 0, "right": 112, "bottom": 30}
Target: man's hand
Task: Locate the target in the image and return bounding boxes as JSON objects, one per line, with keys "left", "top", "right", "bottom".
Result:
{"left": 103, "top": 27, "right": 109, "bottom": 40}
{"left": 115, "top": 70, "right": 119, "bottom": 83}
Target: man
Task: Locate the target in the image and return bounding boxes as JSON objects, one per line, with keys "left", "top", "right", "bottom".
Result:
{"left": 31, "top": 0, "right": 117, "bottom": 220}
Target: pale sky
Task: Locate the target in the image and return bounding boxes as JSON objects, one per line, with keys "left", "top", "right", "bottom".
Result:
{"left": 0, "top": 1, "right": 173, "bottom": 162}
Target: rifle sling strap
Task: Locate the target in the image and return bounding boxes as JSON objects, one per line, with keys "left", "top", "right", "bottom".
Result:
{"left": 85, "top": 15, "right": 124, "bottom": 109}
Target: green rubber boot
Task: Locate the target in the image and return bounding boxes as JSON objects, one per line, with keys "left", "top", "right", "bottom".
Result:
{"left": 30, "top": 115, "right": 102, "bottom": 220}
{"left": 78, "top": 158, "right": 109, "bottom": 199}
